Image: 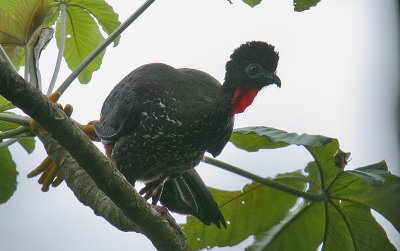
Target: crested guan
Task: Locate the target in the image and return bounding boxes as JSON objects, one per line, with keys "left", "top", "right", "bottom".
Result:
{"left": 94, "top": 41, "right": 280, "bottom": 228}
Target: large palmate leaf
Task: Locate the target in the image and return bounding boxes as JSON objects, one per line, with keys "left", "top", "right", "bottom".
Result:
{"left": 56, "top": 0, "right": 121, "bottom": 84}
{"left": 0, "top": 2, "right": 18, "bottom": 11}
{"left": 17, "top": 137, "right": 36, "bottom": 154}
{"left": 231, "top": 126, "right": 332, "bottom": 151}
{"left": 0, "top": 95, "right": 15, "bottom": 112}
{"left": 182, "top": 171, "right": 306, "bottom": 250}
{"left": 330, "top": 161, "right": 400, "bottom": 232}
{"left": 0, "top": 0, "right": 53, "bottom": 69}
{"left": 241, "top": 0, "right": 322, "bottom": 11}
{"left": 183, "top": 126, "right": 400, "bottom": 250}
{"left": 0, "top": 96, "right": 35, "bottom": 154}
{"left": 242, "top": 0, "right": 262, "bottom": 7}
{"left": 293, "top": 0, "right": 322, "bottom": 12}
{"left": 0, "top": 147, "right": 17, "bottom": 204}
{"left": 56, "top": 5, "right": 104, "bottom": 84}
{"left": 66, "top": 0, "right": 120, "bottom": 46}
{"left": 232, "top": 126, "right": 341, "bottom": 188}
{"left": 248, "top": 162, "right": 397, "bottom": 251}
{"left": 0, "top": 0, "right": 54, "bottom": 68}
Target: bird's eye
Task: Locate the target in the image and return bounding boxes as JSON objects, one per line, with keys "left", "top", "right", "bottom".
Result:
{"left": 246, "top": 64, "right": 260, "bottom": 76}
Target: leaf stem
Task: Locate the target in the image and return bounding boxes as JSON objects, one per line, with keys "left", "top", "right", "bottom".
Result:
{"left": 24, "top": 46, "right": 30, "bottom": 81}
{"left": 203, "top": 156, "right": 326, "bottom": 201}
{"left": 0, "top": 138, "right": 18, "bottom": 148}
{"left": 56, "top": 0, "right": 157, "bottom": 95}
{"left": 47, "top": 3, "right": 67, "bottom": 95}
{"left": 0, "top": 45, "right": 17, "bottom": 73}
{"left": 0, "top": 127, "right": 31, "bottom": 140}
{"left": 0, "top": 112, "right": 31, "bottom": 125}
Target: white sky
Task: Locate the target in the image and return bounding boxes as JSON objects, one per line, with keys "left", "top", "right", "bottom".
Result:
{"left": 0, "top": 0, "right": 399, "bottom": 250}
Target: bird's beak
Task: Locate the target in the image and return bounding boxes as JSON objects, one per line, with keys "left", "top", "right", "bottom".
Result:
{"left": 271, "top": 73, "right": 281, "bottom": 88}
{"left": 255, "top": 71, "right": 281, "bottom": 88}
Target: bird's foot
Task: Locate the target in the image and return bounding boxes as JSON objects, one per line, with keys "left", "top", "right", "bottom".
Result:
{"left": 151, "top": 204, "right": 185, "bottom": 237}
{"left": 139, "top": 177, "right": 168, "bottom": 204}
{"left": 28, "top": 92, "right": 100, "bottom": 191}
{"left": 27, "top": 156, "right": 63, "bottom": 191}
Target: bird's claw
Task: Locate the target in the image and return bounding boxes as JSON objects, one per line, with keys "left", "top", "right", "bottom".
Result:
{"left": 139, "top": 177, "right": 168, "bottom": 205}
{"left": 151, "top": 204, "right": 185, "bottom": 237}
{"left": 28, "top": 92, "right": 100, "bottom": 191}
{"left": 27, "top": 156, "right": 63, "bottom": 191}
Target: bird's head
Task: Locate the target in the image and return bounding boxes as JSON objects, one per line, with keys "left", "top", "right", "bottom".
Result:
{"left": 223, "top": 41, "right": 280, "bottom": 114}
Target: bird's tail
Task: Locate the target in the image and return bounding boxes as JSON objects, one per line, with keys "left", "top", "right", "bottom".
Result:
{"left": 160, "top": 169, "right": 226, "bottom": 228}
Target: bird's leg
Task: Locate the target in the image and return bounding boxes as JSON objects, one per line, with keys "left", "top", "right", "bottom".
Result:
{"left": 139, "top": 177, "right": 185, "bottom": 235}
{"left": 139, "top": 176, "right": 169, "bottom": 205}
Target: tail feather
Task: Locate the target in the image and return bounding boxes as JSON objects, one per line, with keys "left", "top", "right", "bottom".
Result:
{"left": 160, "top": 169, "right": 226, "bottom": 228}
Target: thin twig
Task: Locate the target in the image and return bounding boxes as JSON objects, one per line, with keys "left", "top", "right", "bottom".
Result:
{"left": 203, "top": 156, "right": 326, "bottom": 202}
{"left": 24, "top": 45, "right": 30, "bottom": 81}
{"left": 0, "top": 45, "right": 17, "bottom": 72}
{"left": 0, "top": 126, "right": 31, "bottom": 140}
{"left": 47, "top": 3, "right": 67, "bottom": 95}
{"left": 56, "top": 0, "right": 157, "bottom": 95}
{"left": 0, "top": 138, "right": 18, "bottom": 148}
{"left": 0, "top": 112, "right": 31, "bottom": 125}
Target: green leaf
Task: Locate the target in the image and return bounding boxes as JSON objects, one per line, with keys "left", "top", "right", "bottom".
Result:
{"left": 0, "top": 96, "right": 15, "bottom": 112}
{"left": 13, "top": 0, "right": 53, "bottom": 45}
{"left": 348, "top": 161, "right": 387, "bottom": 187}
{"left": 293, "top": 0, "right": 321, "bottom": 12}
{"left": 330, "top": 161, "right": 400, "bottom": 232}
{"left": 57, "top": 5, "right": 105, "bottom": 84}
{"left": 0, "top": 147, "right": 17, "bottom": 204}
{"left": 17, "top": 137, "right": 35, "bottom": 154}
{"left": 322, "top": 201, "right": 396, "bottom": 251}
{"left": 242, "top": 0, "right": 262, "bottom": 8}
{"left": 307, "top": 138, "right": 342, "bottom": 189}
{"left": 0, "top": 7, "right": 24, "bottom": 46}
{"left": 0, "top": 119, "right": 19, "bottom": 131}
{"left": 182, "top": 171, "right": 306, "bottom": 250}
{"left": 2, "top": 45, "right": 25, "bottom": 70}
{"left": 246, "top": 161, "right": 398, "bottom": 250}
{"left": 0, "top": 0, "right": 53, "bottom": 69}
{"left": 248, "top": 202, "right": 325, "bottom": 251}
{"left": 67, "top": 0, "right": 121, "bottom": 46}
{"left": 231, "top": 126, "right": 332, "bottom": 152}
{"left": 0, "top": 1, "right": 18, "bottom": 11}
{"left": 231, "top": 127, "right": 341, "bottom": 189}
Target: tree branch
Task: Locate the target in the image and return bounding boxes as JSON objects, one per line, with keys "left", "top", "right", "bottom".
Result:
{"left": 38, "top": 132, "right": 140, "bottom": 232}
{"left": 0, "top": 61, "right": 191, "bottom": 251}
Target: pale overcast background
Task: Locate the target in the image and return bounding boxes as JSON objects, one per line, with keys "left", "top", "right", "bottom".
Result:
{"left": 0, "top": 0, "right": 399, "bottom": 250}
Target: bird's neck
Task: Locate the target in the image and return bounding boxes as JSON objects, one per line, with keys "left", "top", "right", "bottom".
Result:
{"left": 229, "top": 85, "right": 261, "bottom": 115}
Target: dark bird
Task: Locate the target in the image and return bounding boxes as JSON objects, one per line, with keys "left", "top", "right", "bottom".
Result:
{"left": 94, "top": 41, "right": 280, "bottom": 228}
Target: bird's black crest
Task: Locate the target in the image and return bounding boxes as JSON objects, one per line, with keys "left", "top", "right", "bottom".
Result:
{"left": 230, "top": 41, "right": 279, "bottom": 72}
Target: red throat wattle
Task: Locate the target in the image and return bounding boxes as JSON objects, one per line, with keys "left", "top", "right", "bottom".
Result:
{"left": 231, "top": 86, "right": 260, "bottom": 114}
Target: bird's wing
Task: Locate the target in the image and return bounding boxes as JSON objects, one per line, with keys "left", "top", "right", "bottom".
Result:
{"left": 94, "top": 70, "right": 144, "bottom": 144}
{"left": 94, "top": 64, "right": 224, "bottom": 144}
